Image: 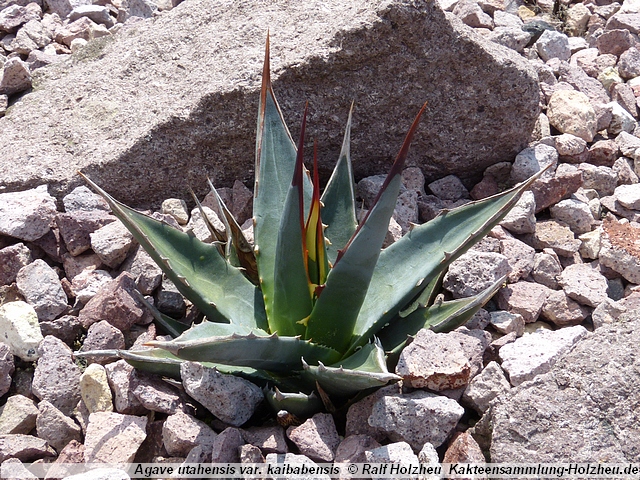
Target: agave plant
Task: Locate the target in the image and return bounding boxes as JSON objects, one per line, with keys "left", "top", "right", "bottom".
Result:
{"left": 80, "top": 38, "right": 542, "bottom": 418}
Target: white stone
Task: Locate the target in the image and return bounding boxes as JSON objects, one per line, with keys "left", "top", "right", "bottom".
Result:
{"left": 59, "top": 468, "right": 129, "bottom": 480}
{"left": 621, "top": 0, "right": 640, "bottom": 13}
{"left": 442, "top": 251, "right": 511, "bottom": 299}
{"left": 462, "top": 361, "right": 511, "bottom": 413}
{"left": 393, "top": 190, "right": 419, "bottom": 233}
{"left": 36, "top": 400, "right": 83, "bottom": 452}
{"left": 162, "top": 411, "right": 217, "bottom": 457}
{"left": 500, "top": 237, "right": 535, "bottom": 282}
{"left": 614, "top": 183, "right": 640, "bottom": 210}
{"left": 535, "top": 30, "right": 571, "bottom": 62}
{"left": 181, "top": 361, "right": 263, "bottom": 426}
{"left": 500, "top": 190, "right": 536, "bottom": 234}
{"left": 71, "top": 269, "right": 112, "bottom": 303}
{"left": 547, "top": 90, "right": 598, "bottom": 142}
{"left": 607, "top": 101, "right": 637, "bottom": 135}
{"left": 558, "top": 263, "right": 609, "bottom": 307}
{"left": 185, "top": 206, "right": 225, "bottom": 243}
{"left": 490, "top": 310, "right": 525, "bottom": 336}
{"left": 568, "top": 36, "right": 589, "bottom": 54}
{"left": 510, "top": 144, "right": 558, "bottom": 183}
{"left": 613, "top": 157, "right": 638, "bottom": 185}
{"left": 499, "top": 325, "right": 588, "bottom": 386}
{"left": 565, "top": 3, "right": 591, "bottom": 36}
{"left": 589, "top": 197, "right": 602, "bottom": 220}
{"left": 427, "top": 174, "right": 469, "bottom": 201}
{"left": 494, "top": 11, "right": 523, "bottom": 28}
{"left": 84, "top": 412, "right": 147, "bottom": 464}
{"left": 16, "top": 259, "right": 68, "bottom": 321}
{"left": 63, "top": 185, "right": 110, "bottom": 212}
{"left": 286, "top": 413, "right": 340, "bottom": 462}
{"left": 579, "top": 228, "right": 602, "bottom": 259}
{"left": 395, "top": 329, "right": 472, "bottom": 391}
{"left": 0, "top": 301, "right": 43, "bottom": 361}
{"left": 438, "top": 0, "right": 459, "bottom": 10}
{"left": 162, "top": 198, "right": 189, "bottom": 225}
{"left": 368, "top": 390, "right": 464, "bottom": 449}
{"left": 541, "top": 289, "right": 590, "bottom": 327}
{"left": 0, "top": 394, "right": 38, "bottom": 435}
{"left": 598, "top": 67, "right": 623, "bottom": 91}
{"left": 615, "top": 131, "right": 640, "bottom": 158}
{"left": 0, "top": 57, "right": 32, "bottom": 96}
{"left": 497, "top": 281, "right": 553, "bottom": 323}
{"left": 591, "top": 298, "right": 627, "bottom": 329}
{"left": 90, "top": 220, "right": 135, "bottom": 269}
{"left": 550, "top": 198, "right": 596, "bottom": 234}
{"left": 70, "top": 37, "right": 87, "bottom": 53}
{"left": 418, "top": 443, "right": 440, "bottom": 478}
{"left": 553, "top": 133, "right": 587, "bottom": 156}
{"left": 13, "top": 20, "right": 53, "bottom": 55}
{"left": 578, "top": 163, "right": 617, "bottom": 197}
{"left": 365, "top": 441, "right": 419, "bottom": 464}
{"left": 265, "top": 453, "right": 330, "bottom": 480}
{"left": 532, "top": 249, "right": 562, "bottom": 289}
{"left": 68, "top": 5, "right": 114, "bottom": 27}
{"left": 488, "top": 26, "right": 531, "bottom": 53}
{"left": 0, "top": 186, "right": 57, "bottom": 241}
{"left": 384, "top": 216, "right": 404, "bottom": 246}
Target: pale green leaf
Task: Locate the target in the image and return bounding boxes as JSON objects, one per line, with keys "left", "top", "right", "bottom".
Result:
{"left": 80, "top": 173, "right": 267, "bottom": 330}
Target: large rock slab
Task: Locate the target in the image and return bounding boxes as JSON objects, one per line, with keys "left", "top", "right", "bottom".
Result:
{"left": 0, "top": 0, "right": 539, "bottom": 207}
{"left": 486, "top": 313, "right": 640, "bottom": 461}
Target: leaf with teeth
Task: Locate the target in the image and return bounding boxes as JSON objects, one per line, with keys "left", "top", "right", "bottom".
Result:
{"left": 302, "top": 340, "right": 400, "bottom": 397}
{"left": 379, "top": 275, "right": 507, "bottom": 363}
{"left": 344, "top": 169, "right": 548, "bottom": 357}
{"left": 80, "top": 173, "right": 267, "bottom": 331}
{"left": 206, "top": 179, "right": 259, "bottom": 284}
{"left": 270, "top": 105, "right": 314, "bottom": 337}
{"left": 321, "top": 103, "right": 357, "bottom": 264}
{"left": 146, "top": 320, "right": 341, "bottom": 372}
{"left": 253, "top": 35, "right": 312, "bottom": 327}
{"left": 304, "top": 103, "right": 427, "bottom": 351}
{"left": 133, "top": 289, "right": 190, "bottom": 337}
{"left": 79, "top": 35, "right": 541, "bottom": 420}
{"left": 265, "top": 388, "right": 323, "bottom": 419}
{"left": 116, "top": 348, "right": 288, "bottom": 387}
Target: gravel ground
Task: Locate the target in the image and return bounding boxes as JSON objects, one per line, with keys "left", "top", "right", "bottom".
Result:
{"left": 1, "top": 0, "right": 640, "bottom": 473}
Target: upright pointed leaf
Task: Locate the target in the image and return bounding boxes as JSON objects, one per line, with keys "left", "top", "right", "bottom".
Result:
{"left": 304, "top": 104, "right": 426, "bottom": 351}
{"left": 80, "top": 173, "right": 267, "bottom": 330}
{"left": 253, "top": 35, "right": 311, "bottom": 326}
{"left": 269, "top": 106, "right": 314, "bottom": 337}
{"left": 305, "top": 143, "right": 329, "bottom": 290}
{"left": 321, "top": 104, "right": 357, "bottom": 265}
{"left": 346, "top": 169, "right": 548, "bottom": 356}
{"left": 207, "top": 179, "right": 258, "bottom": 284}
{"left": 188, "top": 187, "right": 226, "bottom": 258}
